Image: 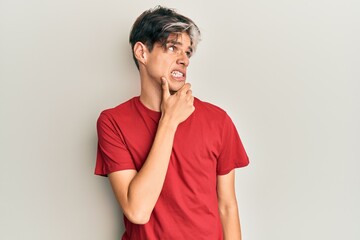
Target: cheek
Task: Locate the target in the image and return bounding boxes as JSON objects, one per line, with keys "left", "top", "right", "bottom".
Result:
{"left": 147, "top": 62, "right": 169, "bottom": 79}
{"left": 147, "top": 55, "right": 175, "bottom": 76}
{"left": 158, "top": 59, "right": 173, "bottom": 74}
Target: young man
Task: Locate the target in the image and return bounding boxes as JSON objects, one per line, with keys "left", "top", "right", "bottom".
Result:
{"left": 95, "top": 6, "right": 249, "bottom": 240}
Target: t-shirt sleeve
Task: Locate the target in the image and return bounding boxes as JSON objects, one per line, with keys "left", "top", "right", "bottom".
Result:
{"left": 94, "top": 112, "right": 136, "bottom": 176}
{"left": 217, "top": 113, "right": 249, "bottom": 175}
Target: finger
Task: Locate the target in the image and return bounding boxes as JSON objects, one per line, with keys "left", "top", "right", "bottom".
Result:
{"left": 161, "top": 77, "right": 170, "bottom": 99}
{"left": 179, "top": 83, "right": 191, "bottom": 95}
{"left": 190, "top": 95, "right": 194, "bottom": 104}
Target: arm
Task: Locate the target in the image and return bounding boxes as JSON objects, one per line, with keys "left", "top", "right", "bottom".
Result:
{"left": 217, "top": 170, "right": 242, "bottom": 240}
{"left": 108, "top": 78, "right": 194, "bottom": 224}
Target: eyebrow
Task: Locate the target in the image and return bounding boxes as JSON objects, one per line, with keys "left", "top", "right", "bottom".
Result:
{"left": 166, "top": 40, "right": 193, "bottom": 53}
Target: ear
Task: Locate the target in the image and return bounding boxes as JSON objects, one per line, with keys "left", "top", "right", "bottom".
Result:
{"left": 133, "top": 42, "right": 148, "bottom": 65}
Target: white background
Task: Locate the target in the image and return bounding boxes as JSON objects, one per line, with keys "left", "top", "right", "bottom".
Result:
{"left": 1, "top": 0, "right": 359, "bottom": 239}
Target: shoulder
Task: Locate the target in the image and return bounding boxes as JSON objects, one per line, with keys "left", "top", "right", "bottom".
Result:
{"left": 99, "top": 97, "right": 137, "bottom": 118}
{"left": 97, "top": 97, "right": 138, "bottom": 125}
{"left": 193, "top": 98, "right": 239, "bottom": 131}
{"left": 194, "top": 97, "right": 228, "bottom": 119}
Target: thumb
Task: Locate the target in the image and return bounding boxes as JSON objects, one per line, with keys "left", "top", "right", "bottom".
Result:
{"left": 161, "top": 77, "right": 170, "bottom": 99}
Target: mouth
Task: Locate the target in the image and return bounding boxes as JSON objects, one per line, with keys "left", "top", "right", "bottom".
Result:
{"left": 170, "top": 70, "right": 186, "bottom": 81}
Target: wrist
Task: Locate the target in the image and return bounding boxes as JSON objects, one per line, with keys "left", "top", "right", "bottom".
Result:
{"left": 159, "top": 115, "right": 178, "bottom": 131}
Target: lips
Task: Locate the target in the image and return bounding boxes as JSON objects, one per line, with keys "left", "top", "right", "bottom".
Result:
{"left": 170, "top": 70, "right": 186, "bottom": 81}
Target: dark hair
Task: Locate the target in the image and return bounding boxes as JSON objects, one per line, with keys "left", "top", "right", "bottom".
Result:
{"left": 129, "top": 6, "right": 201, "bottom": 69}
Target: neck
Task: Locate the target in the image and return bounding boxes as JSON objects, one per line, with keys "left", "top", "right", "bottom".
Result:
{"left": 139, "top": 75, "right": 162, "bottom": 112}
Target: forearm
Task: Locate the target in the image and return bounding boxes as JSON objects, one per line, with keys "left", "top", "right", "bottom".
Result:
{"left": 125, "top": 117, "right": 177, "bottom": 222}
{"left": 217, "top": 171, "right": 242, "bottom": 240}
{"left": 219, "top": 204, "right": 242, "bottom": 240}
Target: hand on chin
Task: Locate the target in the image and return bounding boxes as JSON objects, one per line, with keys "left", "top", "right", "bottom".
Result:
{"left": 161, "top": 75, "right": 186, "bottom": 95}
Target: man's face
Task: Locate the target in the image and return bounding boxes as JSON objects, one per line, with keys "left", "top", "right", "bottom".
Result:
{"left": 144, "top": 32, "right": 193, "bottom": 92}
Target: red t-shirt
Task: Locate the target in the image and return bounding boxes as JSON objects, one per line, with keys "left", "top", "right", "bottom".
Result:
{"left": 95, "top": 96, "right": 249, "bottom": 240}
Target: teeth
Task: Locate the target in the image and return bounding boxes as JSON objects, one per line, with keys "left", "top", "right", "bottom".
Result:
{"left": 171, "top": 71, "right": 183, "bottom": 77}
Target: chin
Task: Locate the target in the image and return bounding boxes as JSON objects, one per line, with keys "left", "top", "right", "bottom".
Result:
{"left": 170, "top": 77, "right": 186, "bottom": 85}
{"left": 169, "top": 82, "right": 185, "bottom": 94}
{"left": 169, "top": 88, "right": 180, "bottom": 95}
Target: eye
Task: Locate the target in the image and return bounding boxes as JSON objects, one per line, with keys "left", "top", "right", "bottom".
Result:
{"left": 168, "top": 45, "right": 176, "bottom": 52}
{"left": 186, "top": 51, "right": 192, "bottom": 58}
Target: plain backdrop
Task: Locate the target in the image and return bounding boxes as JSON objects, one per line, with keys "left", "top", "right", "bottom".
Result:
{"left": 1, "top": 0, "right": 359, "bottom": 239}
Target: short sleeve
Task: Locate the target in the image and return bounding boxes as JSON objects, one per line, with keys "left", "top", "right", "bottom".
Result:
{"left": 94, "top": 112, "right": 136, "bottom": 176}
{"left": 216, "top": 113, "right": 249, "bottom": 175}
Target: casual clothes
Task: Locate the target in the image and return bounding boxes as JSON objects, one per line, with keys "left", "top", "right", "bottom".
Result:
{"left": 95, "top": 96, "right": 249, "bottom": 240}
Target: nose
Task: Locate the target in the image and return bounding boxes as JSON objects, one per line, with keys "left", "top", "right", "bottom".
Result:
{"left": 177, "top": 52, "right": 189, "bottom": 67}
